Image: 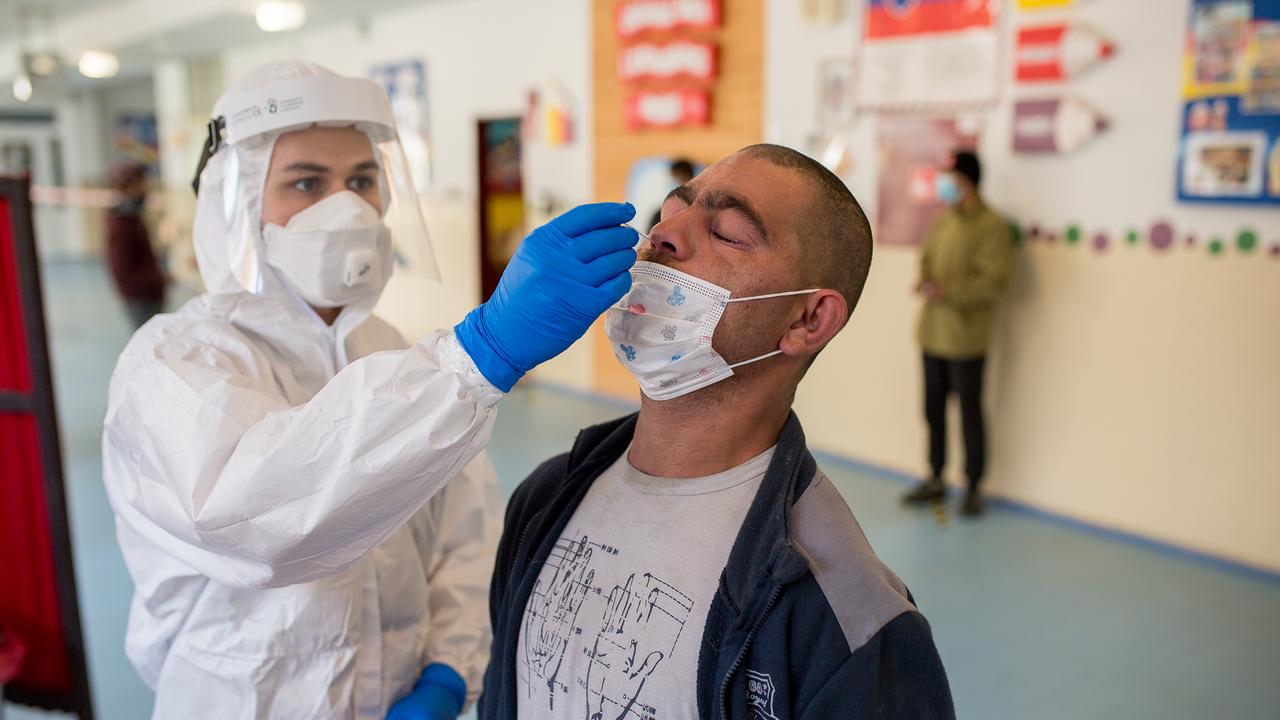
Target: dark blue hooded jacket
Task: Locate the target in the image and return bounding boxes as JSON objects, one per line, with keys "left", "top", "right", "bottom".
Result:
{"left": 479, "top": 412, "right": 954, "bottom": 719}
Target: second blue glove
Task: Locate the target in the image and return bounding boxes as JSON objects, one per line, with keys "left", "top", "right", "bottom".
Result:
{"left": 386, "top": 663, "right": 467, "bottom": 720}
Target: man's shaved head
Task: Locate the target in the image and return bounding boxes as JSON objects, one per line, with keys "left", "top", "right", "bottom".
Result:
{"left": 736, "top": 144, "right": 873, "bottom": 321}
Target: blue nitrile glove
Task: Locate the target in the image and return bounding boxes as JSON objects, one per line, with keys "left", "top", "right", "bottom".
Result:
{"left": 386, "top": 663, "right": 467, "bottom": 720}
{"left": 455, "top": 202, "right": 638, "bottom": 391}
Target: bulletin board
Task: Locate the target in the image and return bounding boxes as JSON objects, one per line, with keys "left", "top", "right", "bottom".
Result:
{"left": 1177, "top": 0, "right": 1280, "bottom": 205}
{"left": 0, "top": 177, "right": 93, "bottom": 718}
{"left": 592, "top": 0, "right": 764, "bottom": 400}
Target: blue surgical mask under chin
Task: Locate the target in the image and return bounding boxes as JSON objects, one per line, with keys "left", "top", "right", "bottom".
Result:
{"left": 935, "top": 174, "right": 961, "bottom": 206}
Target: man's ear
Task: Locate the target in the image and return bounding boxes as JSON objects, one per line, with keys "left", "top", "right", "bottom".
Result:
{"left": 779, "top": 290, "right": 847, "bottom": 359}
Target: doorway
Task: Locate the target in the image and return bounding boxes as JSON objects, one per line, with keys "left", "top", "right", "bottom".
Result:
{"left": 476, "top": 117, "right": 525, "bottom": 302}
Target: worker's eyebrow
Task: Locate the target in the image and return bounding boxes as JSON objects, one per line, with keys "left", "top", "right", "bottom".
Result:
{"left": 351, "top": 160, "right": 379, "bottom": 173}
{"left": 283, "top": 161, "right": 331, "bottom": 173}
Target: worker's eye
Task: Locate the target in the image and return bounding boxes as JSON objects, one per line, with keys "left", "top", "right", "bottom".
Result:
{"left": 347, "top": 175, "right": 376, "bottom": 193}
{"left": 290, "top": 177, "right": 323, "bottom": 194}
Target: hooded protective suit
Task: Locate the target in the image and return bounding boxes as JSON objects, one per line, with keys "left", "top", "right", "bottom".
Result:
{"left": 102, "top": 62, "right": 502, "bottom": 718}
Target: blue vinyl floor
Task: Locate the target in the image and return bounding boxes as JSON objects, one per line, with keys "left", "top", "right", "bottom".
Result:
{"left": 7, "top": 261, "right": 1279, "bottom": 720}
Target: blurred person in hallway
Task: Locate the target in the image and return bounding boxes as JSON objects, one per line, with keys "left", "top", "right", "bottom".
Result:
{"left": 903, "top": 151, "right": 1014, "bottom": 517}
{"left": 105, "top": 162, "right": 167, "bottom": 328}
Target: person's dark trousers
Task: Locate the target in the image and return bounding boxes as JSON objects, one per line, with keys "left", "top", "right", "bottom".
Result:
{"left": 923, "top": 352, "right": 987, "bottom": 490}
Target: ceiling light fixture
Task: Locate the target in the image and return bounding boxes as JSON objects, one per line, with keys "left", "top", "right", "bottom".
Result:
{"left": 28, "top": 52, "right": 61, "bottom": 78}
{"left": 256, "top": 1, "right": 307, "bottom": 33}
{"left": 78, "top": 50, "right": 120, "bottom": 79}
{"left": 13, "top": 74, "right": 33, "bottom": 102}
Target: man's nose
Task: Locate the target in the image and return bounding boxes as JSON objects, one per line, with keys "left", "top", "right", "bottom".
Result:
{"left": 646, "top": 212, "right": 697, "bottom": 262}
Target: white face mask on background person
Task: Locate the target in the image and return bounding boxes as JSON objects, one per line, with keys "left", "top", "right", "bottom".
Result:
{"left": 605, "top": 261, "right": 818, "bottom": 401}
{"left": 263, "top": 190, "right": 391, "bottom": 309}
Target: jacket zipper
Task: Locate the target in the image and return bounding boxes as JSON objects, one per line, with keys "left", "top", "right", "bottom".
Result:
{"left": 501, "top": 510, "right": 545, "bottom": 715}
{"left": 719, "top": 584, "right": 781, "bottom": 720}
{"left": 506, "top": 513, "right": 540, "bottom": 593}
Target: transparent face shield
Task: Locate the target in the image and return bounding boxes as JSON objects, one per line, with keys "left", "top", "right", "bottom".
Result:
{"left": 193, "top": 70, "right": 439, "bottom": 296}
{"left": 214, "top": 124, "right": 439, "bottom": 296}
{"left": 372, "top": 129, "right": 438, "bottom": 280}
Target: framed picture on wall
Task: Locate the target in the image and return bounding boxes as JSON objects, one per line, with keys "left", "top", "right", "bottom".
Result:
{"left": 1181, "top": 130, "right": 1268, "bottom": 197}
{"left": 818, "top": 58, "right": 857, "bottom": 127}
{"left": 370, "top": 59, "right": 432, "bottom": 191}
{"left": 112, "top": 112, "right": 159, "bottom": 174}
{"left": 1, "top": 142, "right": 33, "bottom": 176}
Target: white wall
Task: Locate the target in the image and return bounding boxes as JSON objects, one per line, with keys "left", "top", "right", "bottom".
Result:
{"left": 218, "top": 0, "right": 597, "bottom": 384}
{"left": 767, "top": 0, "right": 1280, "bottom": 571}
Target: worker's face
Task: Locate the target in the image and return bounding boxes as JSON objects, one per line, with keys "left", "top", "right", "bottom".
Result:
{"left": 261, "top": 126, "right": 382, "bottom": 227}
{"left": 643, "top": 152, "right": 811, "bottom": 366}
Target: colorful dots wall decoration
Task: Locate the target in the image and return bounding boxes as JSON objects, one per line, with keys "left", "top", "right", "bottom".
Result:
{"left": 1237, "top": 229, "right": 1258, "bottom": 253}
{"left": 1149, "top": 221, "right": 1174, "bottom": 251}
{"left": 1015, "top": 220, "right": 1274, "bottom": 260}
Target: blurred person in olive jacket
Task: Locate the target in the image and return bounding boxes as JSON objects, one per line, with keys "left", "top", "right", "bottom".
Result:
{"left": 106, "top": 163, "right": 167, "bottom": 329}
{"left": 903, "top": 151, "right": 1013, "bottom": 517}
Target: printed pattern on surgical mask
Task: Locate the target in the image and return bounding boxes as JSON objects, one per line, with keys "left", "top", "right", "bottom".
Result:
{"left": 605, "top": 261, "right": 817, "bottom": 401}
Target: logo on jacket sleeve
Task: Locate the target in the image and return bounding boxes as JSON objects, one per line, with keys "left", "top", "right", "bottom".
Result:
{"left": 745, "top": 670, "right": 780, "bottom": 720}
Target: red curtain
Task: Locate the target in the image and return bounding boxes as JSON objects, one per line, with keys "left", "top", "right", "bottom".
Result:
{"left": 0, "top": 198, "right": 32, "bottom": 391}
{"left": 0, "top": 194, "right": 74, "bottom": 696}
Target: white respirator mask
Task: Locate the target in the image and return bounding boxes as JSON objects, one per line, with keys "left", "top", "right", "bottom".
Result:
{"left": 605, "top": 261, "right": 818, "bottom": 401}
{"left": 263, "top": 190, "right": 391, "bottom": 309}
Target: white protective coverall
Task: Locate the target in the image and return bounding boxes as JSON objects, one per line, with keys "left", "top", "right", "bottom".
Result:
{"left": 102, "top": 62, "right": 502, "bottom": 718}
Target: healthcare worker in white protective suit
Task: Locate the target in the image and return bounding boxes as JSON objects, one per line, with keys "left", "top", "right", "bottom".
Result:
{"left": 101, "top": 61, "right": 639, "bottom": 719}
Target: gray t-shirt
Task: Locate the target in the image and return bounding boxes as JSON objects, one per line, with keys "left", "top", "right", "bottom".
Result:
{"left": 515, "top": 445, "right": 775, "bottom": 720}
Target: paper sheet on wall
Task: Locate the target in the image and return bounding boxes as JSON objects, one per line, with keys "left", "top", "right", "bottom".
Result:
{"left": 858, "top": 0, "right": 1000, "bottom": 110}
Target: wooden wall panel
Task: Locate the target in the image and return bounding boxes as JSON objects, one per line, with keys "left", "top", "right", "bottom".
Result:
{"left": 591, "top": 0, "right": 764, "bottom": 399}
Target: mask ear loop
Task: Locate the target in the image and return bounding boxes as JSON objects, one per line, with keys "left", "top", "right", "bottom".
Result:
{"left": 724, "top": 288, "right": 820, "bottom": 303}
{"left": 727, "top": 349, "right": 783, "bottom": 369}
{"left": 722, "top": 288, "right": 820, "bottom": 368}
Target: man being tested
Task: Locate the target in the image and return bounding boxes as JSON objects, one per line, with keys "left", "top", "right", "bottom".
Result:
{"left": 481, "top": 144, "right": 953, "bottom": 719}
{"left": 102, "top": 62, "right": 638, "bottom": 718}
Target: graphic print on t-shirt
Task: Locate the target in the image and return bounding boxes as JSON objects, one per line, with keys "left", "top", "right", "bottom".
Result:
{"left": 521, "top": 533, "right": 695, "bottom": 720}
